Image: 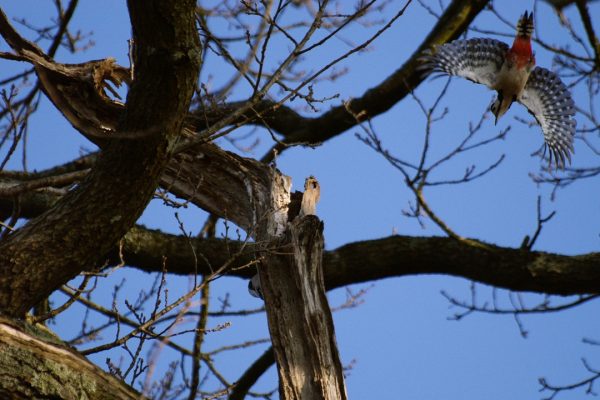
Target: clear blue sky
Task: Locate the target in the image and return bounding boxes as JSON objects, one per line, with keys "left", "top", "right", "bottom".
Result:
{"left": 1, "top": 1, "right": 599, "bottom": 399}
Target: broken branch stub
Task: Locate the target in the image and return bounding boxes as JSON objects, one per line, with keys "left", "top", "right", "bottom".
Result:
{"left": 257, "top": 176, "right": 347, "bottom": 400}
{"left": 299, "top": 175, "right": 320, "bottom": 217}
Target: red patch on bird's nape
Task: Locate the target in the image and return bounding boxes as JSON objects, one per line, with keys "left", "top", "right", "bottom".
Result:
{"left": 510, "top": 36, "right": 534, "bottom": 68}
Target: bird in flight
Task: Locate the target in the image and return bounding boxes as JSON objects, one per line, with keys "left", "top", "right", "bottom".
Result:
{"left": 419, "top": 11, "right": 576, "bottom": 168}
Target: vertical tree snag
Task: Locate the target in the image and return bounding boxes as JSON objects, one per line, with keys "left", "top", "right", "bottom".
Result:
{"left": 258, "top": 176, "right": 347, "bottom": 400}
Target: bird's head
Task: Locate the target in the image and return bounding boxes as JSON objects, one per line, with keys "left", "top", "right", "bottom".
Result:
{"left": 490, "top": 92, "right": 513, "bottom": 124}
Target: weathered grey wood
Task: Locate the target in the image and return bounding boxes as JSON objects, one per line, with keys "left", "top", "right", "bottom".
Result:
{"left": 161, "top": 142, "right": 273, "bottom": 233}
{"left": 257, "top": 176, "right": 347, "bottom": 400}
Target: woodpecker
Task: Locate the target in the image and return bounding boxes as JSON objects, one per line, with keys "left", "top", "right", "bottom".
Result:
{"left": 420, "top": 11, "right": 576, "bottom": 168}
{"left": 248, "top": 273, "right": 263, "bottom": 299}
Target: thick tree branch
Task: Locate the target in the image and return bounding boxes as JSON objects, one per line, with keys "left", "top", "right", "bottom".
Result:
{"left": 0, "top": 1, "right": 200, "bottom": 317}
{"left": 0, "top": 140, "right": 275, "bottom": 234}
{"left": 161, "top": 142, "right": 274, "bottom": 232}
{"left": 2, "top": 158, "right": 598, "bottom": 298}
{"left": 0, "top": 316, "right": 143, "bottom": 399}
{"left": 111, "top": 227, "right": 600, "bottom": 296}
{"left": 323, "top": 236, "right": 600, "bottom": 296}
{"left": 1, "top": 180, "right": 597, "bottom": 296}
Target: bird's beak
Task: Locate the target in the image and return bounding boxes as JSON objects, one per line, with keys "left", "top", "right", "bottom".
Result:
{"left": 494, "top": 115, "right": 499, "bottom": 125}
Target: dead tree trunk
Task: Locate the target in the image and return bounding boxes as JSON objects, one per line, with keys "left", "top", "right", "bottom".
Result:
{"left": 257, "top": 176, "right": 347, "bottom": 400}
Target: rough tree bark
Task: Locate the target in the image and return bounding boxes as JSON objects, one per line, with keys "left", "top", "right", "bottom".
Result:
{"left": 0, "top": 1, "right": 200, "bottom": 317}
{"left": 116, "top": 228, "right": 600, "bottom": 296}
{"left": 0, "top": 316, "right": 143, "bottom": 399}
{"left": 257, "top": 177, "right": 348, "bottom": 400}
{"left": 0, "top": 0, "right": 199, "bottom": 397}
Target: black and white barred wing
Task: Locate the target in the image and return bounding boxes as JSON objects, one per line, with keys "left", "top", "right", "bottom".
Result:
{"left": 518, "top": 67, "right": 576, "bottom": 168}
{"left": 419, "top": 38, "right": 509, "bottom": 88}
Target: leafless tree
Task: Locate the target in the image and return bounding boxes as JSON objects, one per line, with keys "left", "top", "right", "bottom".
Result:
{"left": 0, "top": 1, "right": 598, "bottom": 399}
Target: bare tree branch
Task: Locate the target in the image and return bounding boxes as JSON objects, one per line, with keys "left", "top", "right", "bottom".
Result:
{"left": 188, "top": 0, "right": 491, "bottom": 163}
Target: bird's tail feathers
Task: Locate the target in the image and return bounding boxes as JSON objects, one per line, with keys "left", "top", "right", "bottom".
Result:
{"left": 517, "top": 11, "right": 534, "bottom": 38}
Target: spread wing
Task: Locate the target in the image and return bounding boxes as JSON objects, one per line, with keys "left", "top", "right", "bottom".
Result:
{"left": 518, "top": 67, "right": 576, "bottom": 169}
{"left": 419, "top": 38, "right": 509, "bottom": 88}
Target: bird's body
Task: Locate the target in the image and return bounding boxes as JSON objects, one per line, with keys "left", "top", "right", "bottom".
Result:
{"left": 490, "top": 12, "right": 535, "bottom": 123}
{"left": 420, "top": 11, "right": 576, "bottom": 168}
{"left": 491, "top": 59, "right": 532, "bottom": 117}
